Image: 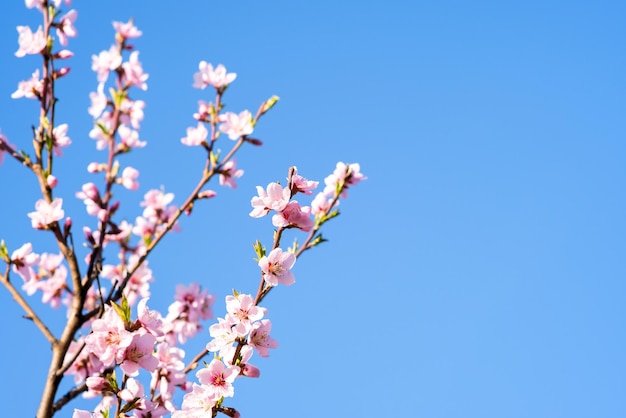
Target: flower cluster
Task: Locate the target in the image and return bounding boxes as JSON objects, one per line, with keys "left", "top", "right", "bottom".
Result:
{"left": 2, "top": 3, "right": 365, "bottom": 417}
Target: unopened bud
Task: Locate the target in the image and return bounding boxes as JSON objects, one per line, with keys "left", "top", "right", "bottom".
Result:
{"left": 262, "top": 95, "right": 279, "bottom": 113}
{"left": 246, "top": 137, "right": 263, "bottom": 146}
{"left": 198, "top": 190, "right": 217, "bottom": 199}
{"left": 54, "top": 67, "right": 71, "bottom": 79}
{"left": 47, "top": 174, "right": 58, "bottom": 188}
{"left": 55, "top": 49, "right": 74, "bottom": 59}
{"left": 63, "top": 217, "right": 72, "bottom": 237}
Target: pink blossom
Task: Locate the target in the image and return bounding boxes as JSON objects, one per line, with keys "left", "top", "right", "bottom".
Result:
{"left": 88, "top": 83, "right": 107, "bottom": 118}
{"left": 39, "top": 264, "right": 67, "bottom": 308}
{"left": 164, "top": 283, "right": 214, "bottom": 344}
{"left": 311, "top": 191, "right": 336, "bottom": 216}
{"left": 218, "top": 159, "right": 244, "bottom": 189}
{"left": 193, "top": 62, "right": 236, "bottom": 89}
{"left": 84, "top": 306, "right": 133, "bottom": 366}
{"left": 28, "top": 198, "right": 65, "bottom": 229}
{"left": 249, "top": 183, "right": 291, "bottom": 218}
{"left": 181, "top": 123, "right": 208, "bottom": 146}
{"left": 10, "top": 243, "right": 40, "bottom": 283}
{"left": 258, "top": 248, "right": 296, "bottom": 286}
{"left": 323, "top": 162, "right": 367, "bottom": 197}
{"left": 11, "top": 69, "right": 43, "bottom": 99}
{"left": 196, "top": 359, "right": 239, "bottom": 399}
{"left": 92, "top": 46, "right": 122, "bottom": 83}
{"left": 15, "top": 26, "right": 46, "bottom": 57}
{"left": 222, "top": 345, "right": 260, "bottom": 378}
{"left": 120, "top": 98, "right": 145, "bottom": 129}
{"left": 119, "top": 332, "right": 158, "bottom": 376}
{"left": 219, "top": 110, "right": 253, "bottom": 140}
{"left": 173, "top": 384, "right": 218, "bottom": 417}
{"left": 56, "top": 10, "right": 78, "bottom": 46}
{"left": 89, "top": 111, "right": 114, "bottom": 149}
{"left": 76, "top": 182, "right": 103, "bottom": 216}
{"left": 249, "top": 319, "right": 278, "bottom": 357}
{"left": 137, "top": 298, "right": 164, "bottom": 337}
{"left": 206, "top": 316, "right": 238, "bottom": 355}
{"left": 122, "top": 51, "right": 149, "bottom": 90}
{"left": 113, "top": 20, "right": 142, "bottom": 39}
{"left": 225, "top": 293, "right": 266, "bottom": 330}
{"left": 118, "top": 124, "right": 147, "bottom": 150}
{"left": 64, "top": 338, "right": 104, "bottom": 385}
{"left": 290, "top": 167, "right": 319, "bottom": 195}
{"left": 123, "top": 255, "right": 154, "bottom": 306}
{"left": 52, "top": 123, "right": 71, "bottom": 156}
{"left": 272, "top": 201, "right": 313, "bottom": 231}
{"left": 120, "top": 166, "right": 140, "bottom": 191}
{"left": 142, "top": 189, "right": 175, "bottom": 212}
{"left": 193, "top": 100, "right": 212, "bottom": 121}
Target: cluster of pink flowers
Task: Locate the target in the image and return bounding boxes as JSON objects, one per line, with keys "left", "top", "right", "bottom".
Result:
{"left": 2, "top": 3, "right": 365, "bottom": 417}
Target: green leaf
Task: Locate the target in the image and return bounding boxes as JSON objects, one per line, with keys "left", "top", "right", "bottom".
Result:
{"left": 253, "top": 240, "right": 266, "bottom": 260}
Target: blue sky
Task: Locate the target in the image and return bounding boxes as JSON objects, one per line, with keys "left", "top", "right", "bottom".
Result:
{"left": 1, "top": 1, "right": 625, "bottom": 417}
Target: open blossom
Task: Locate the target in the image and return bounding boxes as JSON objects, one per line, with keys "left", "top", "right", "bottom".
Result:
{"left": 311, "top": 191, "right": 336, "bottom": 216}
{"left": 113, "top": 20, "right": 142, "bottom": 39}
{"left": 119, "top": 332, "right": 158, "bottom": 376}
{"left": 290, "top": 167, "right": 319, "bottom": 195}
{"left": 39, "top": 264, "right": 68, "bottom": 308}
{"left": 120, "top": 98, "right": 145, "bottom": 129}
{"left": 120, "top": 166, "right": 140, "bottom": 190}
{"left": 258, "top": 248, "right": 296, "bottom": 286}
{"left": 196, "top": 359, "right": 239, "bottom": 400}
{"left": 218, "top": 159, "right": 243, "bottom": 189}
{"left": 88, "top": 83, "right": 107, "bottom": 118}
{"left": 84, "top": 306, "right": 133, "bottom": 366}
{"left": 181, "top": 123, "right": 208, "bottom": 146}
{"left": 173, "top": 384, "right": 218, "bottom": 417}
{"left": 206, "top": 316, "right": 238, "bottom": 355}
{"left": 222, "top": 345, "right": 260, "bottom": 378}
{"left": 225, "top": 293, "right": 266, "bottom": 330}
{"left": 324, "top": 162, "right": 367, "bottom": 197}
{"left": 28, "top": 198, "right": 65, "bottom": 229}
{"left": 11, "top": 243, "right": 40, "bottom": 283}
{"left": 92, "top": 45, "right": 122, "bottom": 83}
{"left": 249, "top": 319, "right": 278, "bottom": 357}
{"left": 11, "top": 69, "right": 43, "bottom": 99}
{"left": 15, "top": 26, "right": 46, "bottom": 57}
{"left": 272, "top": 201, "right": 313, "bottom": 231}
{"left": 122, "top": 51, "right": 149, "bottom": 90}
{"left": 52, "top": 123, "right": 71, "bottom": 156}
{"left": 219, "top": 110, "right": 253, "bottom": 140}
{"left": 249, "top": 183, "right": 291, "bottom": 218}
{"left": 56, "top": 10, "right": 78, "bottom": 46}
{"left": 193, "top": 62, "right": 236, "bottom": 89}
{"left": 118, "top": 124, "right": 147, "bottom": 150}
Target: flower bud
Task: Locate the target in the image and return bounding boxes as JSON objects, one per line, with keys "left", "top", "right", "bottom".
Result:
{"left": 47, "top": 174, "right": 58, "bottom": 188}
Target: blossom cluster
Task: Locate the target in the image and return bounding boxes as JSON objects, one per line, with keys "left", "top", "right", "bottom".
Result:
{"left": 1, "top": 2, "right": 365, "bottom": 417}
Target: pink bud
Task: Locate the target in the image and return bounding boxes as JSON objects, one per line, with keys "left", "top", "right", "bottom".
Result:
{"left": 47, "top": 174, "right": 58, "bottom": 188}
{"left": 63, "top": 217, "right": 72, "bottom": 236}
{"left": 55, "top": 49, "right": 74, "bottom": 59}
{"left": 198, "top": 190, "right": 217, "bottom": 199}
{"left": 54, "top": 67, "right": 71, "bottom": 79}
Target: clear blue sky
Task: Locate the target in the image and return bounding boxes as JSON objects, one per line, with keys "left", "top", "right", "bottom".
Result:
{"left": 1, "top": 1, "right": 625, "bottom": 417}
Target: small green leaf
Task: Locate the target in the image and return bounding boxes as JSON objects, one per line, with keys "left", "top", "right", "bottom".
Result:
{"left": 252, "top": 240, "right": 266, "bottom": 260}
{"left": 0, "top": 240, "right": 9, "bottom": 263}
